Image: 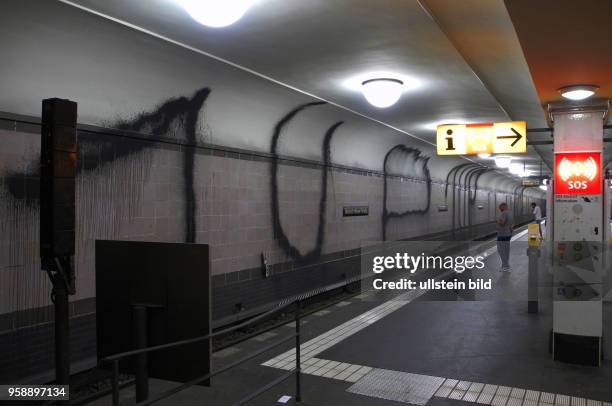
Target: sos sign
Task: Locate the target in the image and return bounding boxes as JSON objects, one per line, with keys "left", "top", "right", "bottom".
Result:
{"left": 554, "top": 152, "right": 601, "bottom": 195}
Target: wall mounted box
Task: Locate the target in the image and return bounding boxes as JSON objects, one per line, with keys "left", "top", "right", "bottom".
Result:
{"left": 438, "top": 205, "right": 449, "bottom": 212}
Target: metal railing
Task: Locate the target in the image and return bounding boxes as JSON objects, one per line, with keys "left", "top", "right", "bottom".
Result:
{"left": 101, "top": 300, "right": 304, "bottom": 406}
{"left": 98, "top": 222, "right": 523, "bottom": 405}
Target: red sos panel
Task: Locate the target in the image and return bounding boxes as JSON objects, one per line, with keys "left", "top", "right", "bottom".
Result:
{"left": 554, "top": 152, "right": 601, "bottom": 195}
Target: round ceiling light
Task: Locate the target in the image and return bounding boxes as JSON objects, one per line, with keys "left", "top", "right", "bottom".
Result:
{"left": 361, "top": 78, "right": 404, "bottom": 108}
{"left": 558, "top": 84, "right": 599, "bottom": 101}
{"left": 509, "top": 162, "right": 523, "bottom": 175}
{"left": 495, "top": 156, "right": 512, "bottom": 168}
{"left": 477, "top": 153, "right": 491, "bottom": 159}
{"left": 509, "top": 162, "right": 531, "bottom": 177}
{"left": 180, "top": 0, "right": 252, "bottom": 28}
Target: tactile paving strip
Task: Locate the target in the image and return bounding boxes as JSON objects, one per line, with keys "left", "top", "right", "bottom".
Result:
{"left": 435, "top": 379, "right": 459, "bottom": 398}
{"left": 263, "top": 230, "right": 529, "bottom": 374}
{"left": 449, "top": 380, "right": 472, "bottom": 400}
{"left": 476, "top": 384, "right": 499, "bottom": 405}
{"left": 262, "top": 291, "right": 418, "bottom": 373}
{"left": 463, "top": 382, "right": 485, "bottom": 403}
{"left": 260, "top": 229, "right": 609, "bottom": 406}
{"left": 347, "top": 369, "right": 446, "bottom": 405}
{"left": 432, "top": 379, "right": 611, "bottom": 406}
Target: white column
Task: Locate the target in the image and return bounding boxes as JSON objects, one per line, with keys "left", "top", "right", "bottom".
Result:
{"left": 551, "top": 110, "right": 604, "bottom": 366}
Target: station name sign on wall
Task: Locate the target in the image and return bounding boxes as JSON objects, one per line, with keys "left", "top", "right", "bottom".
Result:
{"left": 522, "top": 179, "right": 541, "bottom": 187}
{"left": 436, "top": 121, "right": 526, "bottom": 156}
{"left": 554, "top": 152, "right": 601, "bottom": 195}
{"left": 343, "top": 205, "right": 369, "bottom": 217}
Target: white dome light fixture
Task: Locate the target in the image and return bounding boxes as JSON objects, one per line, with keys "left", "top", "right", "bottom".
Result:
{"left": 558, "top": 84, "right": 599, "bottom": 101}
{"left": 509, "top": 162, "right": 531, "bottom": 177}
{"left": 495, "top": 156, "right": 512, "bottom": 168}
{"left": 180, "top": 0, "right": 252, "bottom": 28}
{"left": 509, "top": 162, "right": 523, "bottom": 175}
{"left": 361, "top": 78, "right": 404, "bottom": 108}
{"left": 477, "top": 153, "right": 492, "bottom": 159}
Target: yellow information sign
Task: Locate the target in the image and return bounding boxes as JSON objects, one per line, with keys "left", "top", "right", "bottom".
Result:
{"left": 436, "top": 121, "right": 526, "bottom": 156}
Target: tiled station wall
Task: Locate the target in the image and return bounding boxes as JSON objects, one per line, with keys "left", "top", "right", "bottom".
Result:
{"left": 0, "top": 119, "right": 541, "bottom": 382}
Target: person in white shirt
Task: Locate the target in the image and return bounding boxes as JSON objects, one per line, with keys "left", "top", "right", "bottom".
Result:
{"left": 531, "top": 202, "right": 543, "bottom": 238}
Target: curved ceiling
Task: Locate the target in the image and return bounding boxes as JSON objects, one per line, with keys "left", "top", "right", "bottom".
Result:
{"left": 60, "top": 0, "right": 552, "bottom": 174}
{"left": 505, "top": 0, "right": 612, "bottom": 104}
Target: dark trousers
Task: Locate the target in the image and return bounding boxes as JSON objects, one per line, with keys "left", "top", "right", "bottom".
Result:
{"left": 497, "top": 235, "right": 511, "bottom": 268}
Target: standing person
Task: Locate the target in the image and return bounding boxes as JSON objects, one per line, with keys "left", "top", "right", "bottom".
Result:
{"left": 531, "top": 202, "right": 543, "bottom": 238}
{"left": 496, "top": 202, "right": 514, "bottom": 272}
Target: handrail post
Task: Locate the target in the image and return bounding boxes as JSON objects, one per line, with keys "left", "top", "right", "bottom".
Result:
{"left": 133, "top": 305, "right": 149, "bottom": 402}
{"left": 111, "top": 360, "right": 119, "bottom": 406}
{"left": 295, "top": 300, "right": 302, "bottom": 402}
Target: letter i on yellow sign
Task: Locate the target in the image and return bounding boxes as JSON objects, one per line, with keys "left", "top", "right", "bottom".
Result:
{"left": 436, "top": 124, "right": 467, "bottom": 155}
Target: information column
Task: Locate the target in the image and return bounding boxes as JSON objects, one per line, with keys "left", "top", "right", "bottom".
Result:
{"left": 551, "top": 109, "right": 605, "bottom": 366}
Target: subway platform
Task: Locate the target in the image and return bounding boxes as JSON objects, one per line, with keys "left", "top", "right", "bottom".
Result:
{"left": 88, "top": 228, "right": 612, "bottom": 406}
{"left": 2, "top": 2, "right": 611, "bottom": 404}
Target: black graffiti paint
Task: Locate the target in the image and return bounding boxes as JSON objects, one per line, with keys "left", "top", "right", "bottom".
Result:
{"left": 3, "top": 88, "right": 211, "bottom": 243}
{"left": 270, "top": 101, "right": 344, "bottom": 263}
{"left": 381, "top": 145, "right": 432, "bottom": 241}
{"left": 465, "top": 167, "right": 489, "bottom": 227}
{"left": 456, "top": 166, "right": 480, "bottom": 229}
{"left": 443, "top": 163, "right": 471, "bottom": 234}
{"left": 4, "top": 167, "right": 40, "bottom": 206}
{"left": 115, "top": 88, "right": 210, "bottom": 242}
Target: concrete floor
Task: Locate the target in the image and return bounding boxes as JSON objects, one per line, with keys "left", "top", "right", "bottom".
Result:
{"left": 87, "top": 230, "right": 612, "bottom": 405}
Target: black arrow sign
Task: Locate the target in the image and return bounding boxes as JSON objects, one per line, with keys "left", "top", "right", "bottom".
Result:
{"left": 497, "top": 128, "right": 523, "bottom": 147}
